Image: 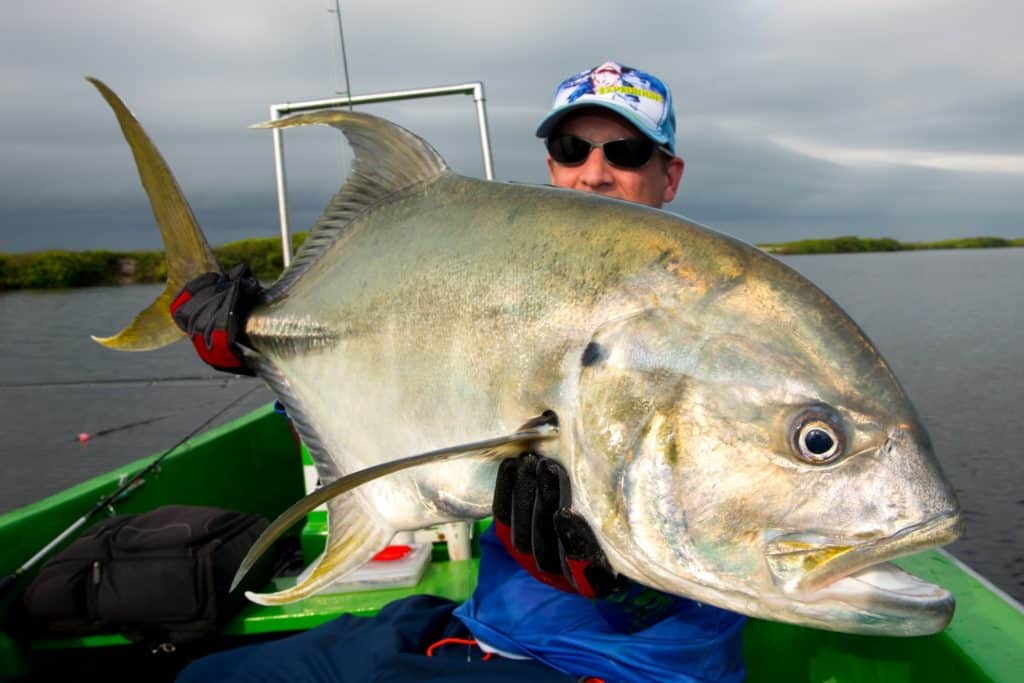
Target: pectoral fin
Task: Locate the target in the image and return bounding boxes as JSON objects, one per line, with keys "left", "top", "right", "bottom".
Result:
{"left": 234, "top": 417, "right": 559, "bottom": 601}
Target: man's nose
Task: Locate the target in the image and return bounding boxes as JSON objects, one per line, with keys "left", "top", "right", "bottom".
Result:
{"left": 578, "top": 148, "right": 615, "bottom": 189}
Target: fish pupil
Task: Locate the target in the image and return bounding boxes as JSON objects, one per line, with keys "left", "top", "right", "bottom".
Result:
{"left": 805, "top": 429, "right": 834, "bottom": 455}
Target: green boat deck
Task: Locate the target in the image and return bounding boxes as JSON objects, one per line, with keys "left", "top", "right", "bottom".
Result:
{"left": 2, "top": 404, "right": 1022, "bottom": 681}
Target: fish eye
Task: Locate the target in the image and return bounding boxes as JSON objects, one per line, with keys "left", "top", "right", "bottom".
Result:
{"left": 790, "top": 408, "right": 845, "bottom": 464}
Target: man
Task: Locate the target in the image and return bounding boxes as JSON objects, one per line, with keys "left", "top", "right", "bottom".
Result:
{"left": 175, "top": 62, "right": 743, "bottom": 683}
{"left": 539, "top": 61, "right": 684, "bottom": 209}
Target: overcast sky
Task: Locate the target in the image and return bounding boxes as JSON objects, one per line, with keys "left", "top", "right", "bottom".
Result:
{"left": 2, "top": 0, "right": 1022, "bottom": 252}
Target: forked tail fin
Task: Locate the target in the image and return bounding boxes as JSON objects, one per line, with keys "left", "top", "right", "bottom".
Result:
{"left": 87, "top": 77, "right": 220, "bottom": 351}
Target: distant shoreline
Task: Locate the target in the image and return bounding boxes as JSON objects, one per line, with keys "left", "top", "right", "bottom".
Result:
{"left": 0, "top": 234, "right": 308, "bottom": 291}
{"left": 1, "top": 233, "right": 1021, "bottom": 291}
{"left": 758, "top": 235, "right": 1024, "bottom": 255}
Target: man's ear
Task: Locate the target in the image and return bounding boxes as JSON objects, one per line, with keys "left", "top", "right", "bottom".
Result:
{"left": 662, "top": 156, "right": 685, "bottom": 204}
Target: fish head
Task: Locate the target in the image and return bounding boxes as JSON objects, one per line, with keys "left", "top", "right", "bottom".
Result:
{"left": 571, "top": 266, "right": 962, "bottom": 636}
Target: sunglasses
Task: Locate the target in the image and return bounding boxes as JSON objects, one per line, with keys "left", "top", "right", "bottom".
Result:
{"left": 545, "top": 134, "right": 667, "bottom": 169}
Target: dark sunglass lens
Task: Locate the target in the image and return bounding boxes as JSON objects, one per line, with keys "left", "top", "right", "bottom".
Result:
{"left": 603, "top": 138, "right": 655, "bottom": 168}
{"left": 547, "top": 135, "right": 592, "bottom": 165}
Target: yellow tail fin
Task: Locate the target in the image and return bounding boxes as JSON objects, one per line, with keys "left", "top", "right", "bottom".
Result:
{"left": 87, "top": 77, "right": 220, "bottom": 351}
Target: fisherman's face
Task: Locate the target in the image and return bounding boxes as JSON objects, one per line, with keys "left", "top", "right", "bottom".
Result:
{"left": 547, "top": 109, "right": 684, "bottom": 209}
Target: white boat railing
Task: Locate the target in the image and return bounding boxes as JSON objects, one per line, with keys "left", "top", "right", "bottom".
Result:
{"left": 268, "top": 83, "right": 495, "bottom": 267}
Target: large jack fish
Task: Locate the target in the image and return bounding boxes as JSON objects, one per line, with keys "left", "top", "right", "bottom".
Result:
{"left": 89, "top": 77, "right": 962, "bottom": 636}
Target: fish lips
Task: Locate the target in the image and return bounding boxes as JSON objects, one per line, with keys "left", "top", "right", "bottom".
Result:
{"left": 763, "top": 511, "right": 963, "bottom": 633}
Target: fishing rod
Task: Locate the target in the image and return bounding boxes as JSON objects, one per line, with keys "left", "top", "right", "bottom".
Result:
{"left": 75, "top": 414, "right": 170, "bottom": 444}
{"left": 0, "top": 384, "right": 263, "bottom": 597}
{"left": 328, "top": 0, "right": 354, "bottom": 110}
{"left": 73, "top": 388, "right": 264, "bottom": 443}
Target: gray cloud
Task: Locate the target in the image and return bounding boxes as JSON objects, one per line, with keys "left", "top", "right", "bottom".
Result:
{"left": 1, "top": 0, "right": 1021, "bottom": 253}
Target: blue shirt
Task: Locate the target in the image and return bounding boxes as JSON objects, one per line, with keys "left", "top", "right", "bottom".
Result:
{"left": 454, "top": 526, "right": 747, "bottom": 682}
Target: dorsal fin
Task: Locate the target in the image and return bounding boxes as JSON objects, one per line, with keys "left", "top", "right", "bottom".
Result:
{"left": 257, "top": 110, "right": 450, "bottom": 300}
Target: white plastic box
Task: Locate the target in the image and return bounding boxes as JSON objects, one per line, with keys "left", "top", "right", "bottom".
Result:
{"left": 322, "top": 543, "right": 433, "bottom": 593}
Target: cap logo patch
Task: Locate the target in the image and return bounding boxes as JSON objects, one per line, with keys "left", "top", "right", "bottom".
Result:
{"left": 536, "top": 60, "right": 677, "bottom": 154}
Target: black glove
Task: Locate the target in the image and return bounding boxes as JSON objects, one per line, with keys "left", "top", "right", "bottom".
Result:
{"left": 169, "top": 264, "right": 262, "bottom": 376}
{"left": 492, "top": 452, "right": 627, "bottom": 598}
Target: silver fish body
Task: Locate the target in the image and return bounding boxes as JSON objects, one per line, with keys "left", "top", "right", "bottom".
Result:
{"left": 91, "top": 78, "right": 961, "bottom": 636}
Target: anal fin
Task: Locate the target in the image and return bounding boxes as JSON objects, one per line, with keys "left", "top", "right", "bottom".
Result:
{"left": 232, "top": 414, "right": 560, "bottom": 599}
{"left": 246, "top": 490, "right": 393, "bottom": 606}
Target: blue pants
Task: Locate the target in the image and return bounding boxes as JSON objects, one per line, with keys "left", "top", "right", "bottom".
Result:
{"left": 176, "top": 595, "right": 574, "bottom": 682}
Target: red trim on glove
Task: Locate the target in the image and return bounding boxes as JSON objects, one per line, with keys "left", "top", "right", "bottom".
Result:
{"left": 565, "top": 557, "right": 598, "bottom": 599}
{"left": 170, "top": 289, "right": 192, "bottom": 314}
{"left": 190, "top": 329, "right": 245, "bottom": 370}
{"left": 495, "top": 520, "right": 574, "bottom": 593}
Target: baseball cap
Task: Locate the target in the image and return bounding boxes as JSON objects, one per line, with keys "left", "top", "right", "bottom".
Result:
{"left": 535, "top": 61, "right": 676, "bottom": 154}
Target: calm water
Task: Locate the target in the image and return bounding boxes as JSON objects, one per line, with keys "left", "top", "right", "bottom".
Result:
{"left": 0, "top": 249, "right": 1021, "bottom": 602}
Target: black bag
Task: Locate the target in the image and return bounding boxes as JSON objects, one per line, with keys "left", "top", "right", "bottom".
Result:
{"left": 23, "top": 505, "right": 274, "bottom": 645}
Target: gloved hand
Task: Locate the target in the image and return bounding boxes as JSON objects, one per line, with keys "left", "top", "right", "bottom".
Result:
{"left": 492, "top": 452, "right": 628, "bottom": 599}
{"left": 170, "top": 263, "right": 262, "bottom": 376}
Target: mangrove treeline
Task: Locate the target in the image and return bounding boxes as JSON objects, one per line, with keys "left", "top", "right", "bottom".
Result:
{"left": 758, "top": 235, "right": 1024, "bottom": 255}
{"left": 1, "top": 233, "right": 1021, "bottom": 291}
{"left": 0, "top": 234, "right": 308, "bottom": 291}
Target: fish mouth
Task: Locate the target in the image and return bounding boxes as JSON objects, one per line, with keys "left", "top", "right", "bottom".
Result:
{"left": 763, "top": 511, "right": 963, "bottom": 630}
